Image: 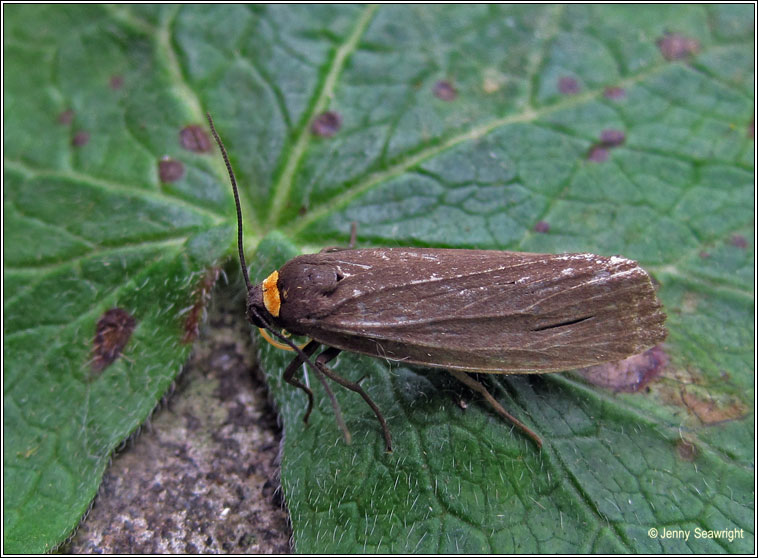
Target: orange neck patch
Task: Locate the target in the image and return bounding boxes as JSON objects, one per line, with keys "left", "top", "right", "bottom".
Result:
{"left": 262, "top": 270, "right": 281, "bottom": 317}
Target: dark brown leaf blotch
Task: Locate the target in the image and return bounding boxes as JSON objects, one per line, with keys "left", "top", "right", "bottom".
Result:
{"left": 159, "top": 158, "right": 184, "bottom": 183}
{"left": 579, "top": 345, "right": 668, "bottom": 392}
{"left": 180, "top": 124, "right": 212, "bottom": 153}
{"left": 91, "top": 308, "right": 137, "bottom": 373}
{"left": 72, "top": 131, "right": 90, "bottom": 147}
{"left": 730, "top": 234, "right": 747, "bottom": 249}
{"left": 182, "top": 268, "right": 221, "bottom": 344}
{"left": 604, "top": 86, "right": 626, "bottom": 100}
{"left": 58, "top": 109, "right": 75, "bottom": 125}
{"left": 587, "top": 146, "right": 609, "bottom": 162}
{"left": 433, "top": 80, "right": 457, "bottom": 101}
{"left": 680, "top": 388, "right": 747, "bottom": 425}
{"left": 588, "top": 129, "right": 626, "bottom": 162}
{"left": 599, "top": 129, "right": 626, "bottom": 147}
{"left": 558, "top": 76, "right": 580, "bottom": 95}
{"left": 676, "top": 440, "right": 698, "bottom": 461}
{"left": 311, "top": 111, "right": 342, "bottom": 137}
{"left": 657, "top": 32, "right": 700, "bottom": 61}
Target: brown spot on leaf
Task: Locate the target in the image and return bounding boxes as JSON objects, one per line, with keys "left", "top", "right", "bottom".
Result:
{"left": 587, "top": 145, "right": 609, "bottom": 162}
{"left": 676, "top": 439, "right": 698, "bottom": 461}
{"left": 534, "top": 220, "right": 550, "bottom": 233}
{"left": 182, "top": 268, "right": 220, "bottom": 344}
{"left": 748, "top": 115, "right": 754, "bottom": 139}
{"left": 91, "top": 308, "right": 137, "bottom": 373}
{"left": 433, "top": 80, "right": 458, "bottom": 101}
{"left": 72, "top": 131, "right": 90, "bottom": 147}
{"left": 588, "top": 129, "right": 626, "bottom": 162}
{"left": 558, "top": 76, "right": 580, "bottom": 95}
{"left": 698, "top": 250, "right": 710, "bottom": 259}
{"left": 604, "top": 86, "right": 626, "bottom": 100}
{"left": 58, "top": 109, "right": 75, "bottom": 125}
{"left": 310, "top": 111, "right": 342, "bottom": 137}
{"left": 159, "top": 157, "right": 184, "bottom": 183}
{"left": 680, "top": 388, "right": 747, "bottom": 425}
{"left": 657, "top": 32, "right": 700, "bottom": 61}
{"left": 730, "top": 234, "right": 747, "bottom": 249}
{"left": 599, "top": 129, "right": 626, "bottom": 147}
{"left": 110, "top": 75, "right": 124, "bottom": 90}
{"left": 579, "top": 346, "right": 668, "bottom": 392}
{"left": 180, "top": 125, "right": 212, "bottom": 153}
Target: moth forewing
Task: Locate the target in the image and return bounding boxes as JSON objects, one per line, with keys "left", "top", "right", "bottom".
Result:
{"left": 271, "top": 248, "right": 667, "bottom": 373}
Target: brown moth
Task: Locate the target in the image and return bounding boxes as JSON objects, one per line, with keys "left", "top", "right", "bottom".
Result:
{"left": 207, "top": 114, "right": 667, "bottom": 451}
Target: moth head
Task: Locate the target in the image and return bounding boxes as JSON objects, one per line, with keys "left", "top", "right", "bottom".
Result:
{"left": 246, "top": 284, "right": 267, "bottom": 327}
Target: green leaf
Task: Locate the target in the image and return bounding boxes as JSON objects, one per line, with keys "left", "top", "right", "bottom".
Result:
{"left": 4, "top": 4, "right": 753, "bottom": 553}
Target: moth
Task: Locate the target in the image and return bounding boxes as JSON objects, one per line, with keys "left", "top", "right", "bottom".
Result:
{"left": 207, "top": 114, "right": 667, "bottom": 451}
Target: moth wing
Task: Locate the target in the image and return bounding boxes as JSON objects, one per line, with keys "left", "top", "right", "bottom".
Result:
{"left": 278, "top": 248, "right": 666, "bottom": 372}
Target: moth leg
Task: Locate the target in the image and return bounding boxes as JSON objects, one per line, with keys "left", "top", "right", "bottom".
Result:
{"left": 283, "top": 340, "right": 320, "bottom": 424}
{"left": 447, "top": 370, "right": 543, "bottom": 449}
{"left": 316, "top": 347, "right": 393, "bottom": 453}
{"left": 310, "top": 360, "right": 351, "bottom": 445}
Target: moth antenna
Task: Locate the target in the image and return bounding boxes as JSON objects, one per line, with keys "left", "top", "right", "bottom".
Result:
{"left": 206, "top": 112, "right": 252, "bottom": 292}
